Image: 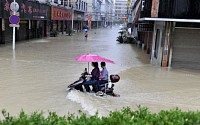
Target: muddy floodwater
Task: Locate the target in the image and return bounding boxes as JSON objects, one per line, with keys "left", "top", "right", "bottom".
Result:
{"left": 0, "top": 27, "right": 200, "bottom": 118}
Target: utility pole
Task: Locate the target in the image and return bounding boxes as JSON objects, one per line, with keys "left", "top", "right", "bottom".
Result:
{"left": 71, "top": 0, "right": 74, "bottom": 30}
{"left": 13, "top": 0, "right": 16, "bottom": 50}
{"left": 72, "top": 9, "right": 74, "bottom": 30}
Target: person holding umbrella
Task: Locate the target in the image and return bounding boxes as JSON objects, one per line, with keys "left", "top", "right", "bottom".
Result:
{"left": 84, "top": 62, "right": 100, "bottom": 92}
{"left": 84, "top": 31, "right": 88, "bottom": 39}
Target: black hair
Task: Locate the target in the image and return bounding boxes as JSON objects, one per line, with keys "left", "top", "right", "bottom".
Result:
{"left": 92, "top": 62, "right": 98, "bottom": 68}
{"left": 101, "top": 62, "right": 106, "bottom": 67}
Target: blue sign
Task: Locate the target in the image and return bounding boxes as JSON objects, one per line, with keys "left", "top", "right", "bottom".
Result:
{"left": 9, "top": 15, "right": 20, "bottom": 24}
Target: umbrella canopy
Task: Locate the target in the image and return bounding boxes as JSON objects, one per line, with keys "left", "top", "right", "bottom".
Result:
{"left": 74, "top": 53, "right": 114, "bottom": 64}
{"left": 83, "top": 29, "right": 88, "bottom": 32}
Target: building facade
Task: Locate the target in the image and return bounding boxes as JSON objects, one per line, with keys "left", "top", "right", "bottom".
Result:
{"left": 1, "top": 0, "right": 51, "bottom": 44}
{"left": 87, "top": 0, "right": 102, "bottom": 29}
{"left": 0, "top": 0, "right": 88, "bottom": 45}
{"left": 131, "top": 0, "right": 200, "bottom": 69}
{"left": 101, "top": 0, "right": 114, "bottom": 27}
{"left": 50, "top": 0, "right": 88, "bottom": 32}
{"left": 115, "top": 0, "right": 128, "bottom": 23}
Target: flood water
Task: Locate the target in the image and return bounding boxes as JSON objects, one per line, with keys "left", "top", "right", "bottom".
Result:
{"left": 0, "top": 27, "right": 200, "bottom": 118}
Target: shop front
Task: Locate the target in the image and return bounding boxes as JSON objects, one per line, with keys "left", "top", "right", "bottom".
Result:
{"left": 2, "top": 0, "right": 51, "bottom": 44}
{"left": 73, "top": 11, "right": 84, "bottom": 32}
{"left": 51, "top": 6, "right": 72, "bottom": 34}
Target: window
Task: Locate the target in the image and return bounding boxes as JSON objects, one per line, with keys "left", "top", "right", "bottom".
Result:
{"left": 54, "top": 0, "right": 58, "bottom": 3}
{"left": 82, "top": 1, "right": 83, "bottom": 10}
{"left": 79, "top": 0, "right": 81, "bottom": 9}
{"left": 64, "top": 0, "right": 68, "bottom": 6}
{"left": 86, "top": 3, "right": 88, "bottom": 11}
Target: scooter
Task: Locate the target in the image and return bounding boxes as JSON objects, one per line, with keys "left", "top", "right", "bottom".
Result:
{"left": 68, "top": 68, "right": 120, "bottom": 97}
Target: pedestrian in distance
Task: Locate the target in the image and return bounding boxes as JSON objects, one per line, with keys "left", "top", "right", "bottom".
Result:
{"left": 85, "top": 31, "right": 88, "bottom": 39}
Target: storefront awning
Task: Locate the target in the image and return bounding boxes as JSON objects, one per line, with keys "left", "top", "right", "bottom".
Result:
{"left": 139, "top": 18, "right": 200, "bottom": 23}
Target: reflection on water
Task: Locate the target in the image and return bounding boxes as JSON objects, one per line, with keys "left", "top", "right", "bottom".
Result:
{"left": 0, "top": 27, "right": 200, "bottom": 118}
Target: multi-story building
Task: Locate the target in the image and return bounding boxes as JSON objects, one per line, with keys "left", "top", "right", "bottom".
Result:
{"left": 101, "top": 0, "right": 114, "bottom": 27}
{"left": 87, "top": 0, "right": 102, "bottom": 29}
{"left": 131, "top": 0, "right": 200, "bottom": 69}
{"left": 115, "top": 0, "right": 128, "bottom": 22}
{"left": 87, "top": 0, "right": 114, "bottom": 29}
{"left": 49, "top": 0, "right": 88, "bottom": 32}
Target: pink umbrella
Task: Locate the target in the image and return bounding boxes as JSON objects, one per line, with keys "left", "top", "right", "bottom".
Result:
{"left": 74, "top": 53, "right": 114, "bottom": 72}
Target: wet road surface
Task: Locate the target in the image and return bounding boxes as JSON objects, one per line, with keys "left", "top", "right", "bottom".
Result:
{"left": 0, "top": 27, "right": 200, "bottom": 118}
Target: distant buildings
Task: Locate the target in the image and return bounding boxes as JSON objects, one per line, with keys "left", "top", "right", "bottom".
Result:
{"left": 115, "top": 0, "right": 128, "bottom": 23}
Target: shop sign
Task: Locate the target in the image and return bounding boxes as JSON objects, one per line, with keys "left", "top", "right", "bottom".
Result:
{"left": 77, "top": 14, "right": 82, "bottom": 19}
{"left": 2, "top": 0, "right": 51, "bottom": 20}
{"left": 51, "top": 6, "right": 72, "bottom": 20}
{"left": 151, "top": 0, "right": 159, "bottom": 17}
{"left": 122, "top": 18, "right": 128, "bottom": 22}
{"left": 138, "top": 23, "right": 154, "bottom": 32}
{"left": 73, "top": 12, "right": 84, "bottom": 20}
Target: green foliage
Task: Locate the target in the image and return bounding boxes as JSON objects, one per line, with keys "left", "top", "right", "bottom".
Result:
{"left": 116, "top": 36, "right": 123, "bottom": 43}
{"left": 67, "top": 28, "right": 72, "bottom": 36}
{"left": 50, "top": 29, "right": 58, "bottom": 37}
{"left": 1, "top": 106, "right": 200, "bottom": 125}
{"left": 117, "top": 31, "right": 126, "bottom": 43}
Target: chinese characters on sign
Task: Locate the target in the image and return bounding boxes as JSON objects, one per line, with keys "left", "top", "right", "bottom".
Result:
{"left": 4, "top": 0, "right": 11, "bottom": 11}
{"left": 138, "top": 23, "right": 154, "bottom": 32}
{"left": 51, "top": 6, "right": 72, "bottom": 20}
{"left": 2, "top": 0, "right": 50, "bottom": 20}
{"left": 21, "top": 3, "right": 26, "bottom": 13}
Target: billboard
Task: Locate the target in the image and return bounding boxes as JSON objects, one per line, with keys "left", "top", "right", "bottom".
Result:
{"left": 51, "top": 6, "right": 72, "bottom": 20}
{"left": 2, "top": 0, "right": 51, "bottom": 20}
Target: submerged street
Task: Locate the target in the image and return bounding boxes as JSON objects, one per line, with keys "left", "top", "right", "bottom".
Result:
{"left": 0, "top": 27, "right": 200, "bottom": 118}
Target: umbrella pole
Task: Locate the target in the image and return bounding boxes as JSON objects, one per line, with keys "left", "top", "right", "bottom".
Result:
{"left": 88, "top": 62, "right": 89, "bottom": 73}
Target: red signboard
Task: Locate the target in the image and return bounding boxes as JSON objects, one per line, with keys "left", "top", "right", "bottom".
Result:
{"left": 51, "top": 6, "right": 72, "bottom": 20}
{"left": 88, "top": 13, "right": 91, "bottom": 28}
